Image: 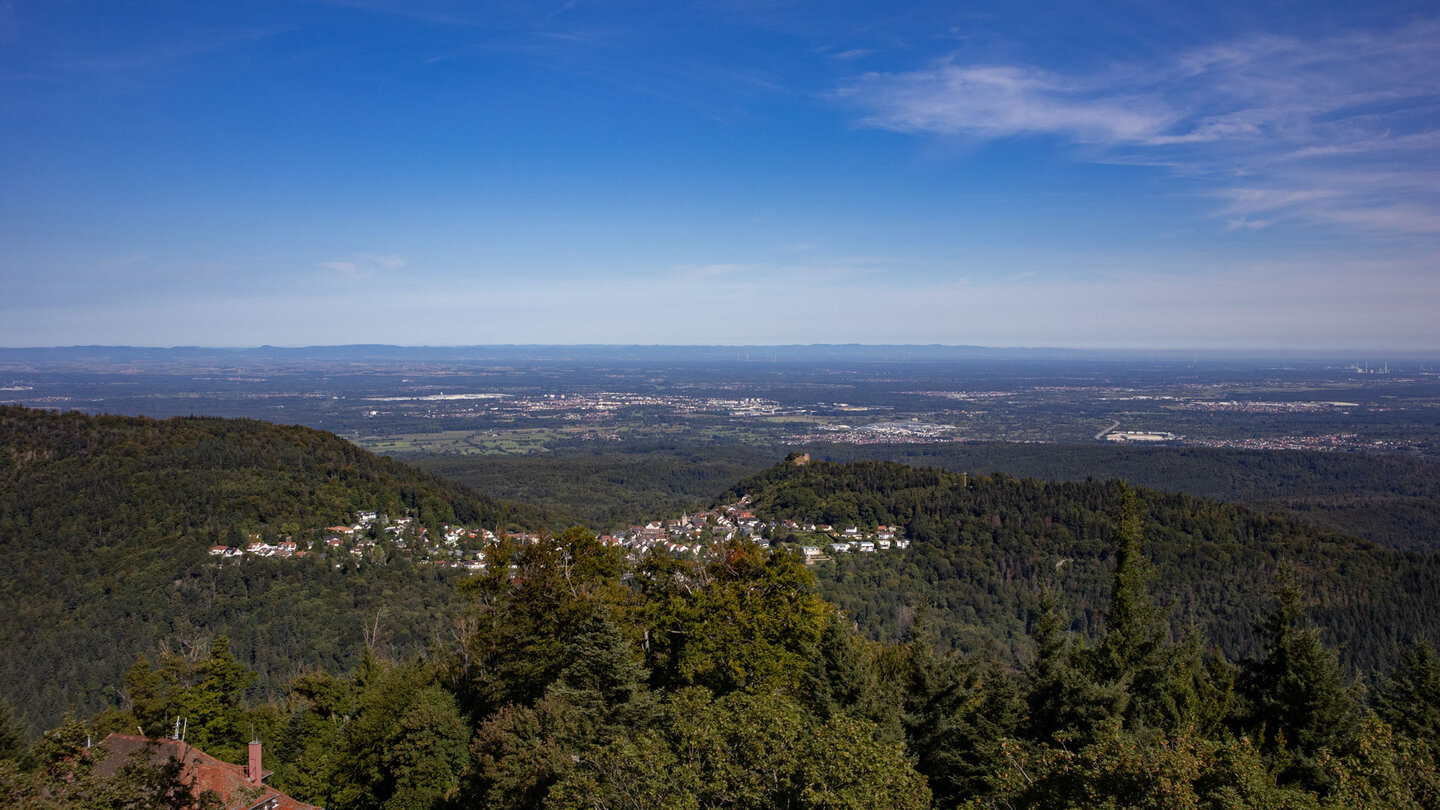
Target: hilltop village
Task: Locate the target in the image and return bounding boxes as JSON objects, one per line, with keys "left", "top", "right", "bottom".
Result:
{"left": 210, "top": 496, "right": 910, "bottom": 570}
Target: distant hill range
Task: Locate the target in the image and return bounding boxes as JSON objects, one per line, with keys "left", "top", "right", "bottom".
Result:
{"left": 9, "top": 343, "right": 1429, "bottom": 367}
{"left": 0, "top": 405, "right": 549, "bottom": 734}
{"left": 0, "top": 343, "right": 1096, "bottom": 369}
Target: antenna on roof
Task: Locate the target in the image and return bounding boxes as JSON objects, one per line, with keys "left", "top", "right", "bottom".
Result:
{"left": 181, "top": 717, "right": 187, "bottom": 742}
{"left": 173, "top": 716, "right": 182, "bottom": 740}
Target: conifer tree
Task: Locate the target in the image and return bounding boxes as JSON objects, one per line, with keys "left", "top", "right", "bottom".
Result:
{"left": 896, "top": 619, "right": 1021, "bottom": 807}
{"left": 1374, "top": 641, "right": 1440, "bottom": 762}
{"left": 0, "top": 703, "right": 26, "bottom": 762}
{"left": 801, "top": 610, "right": 899, "bottom": 740}
{"left": 1090, "top": 486, "right": 1188, "bottom": 732}
{"left": 545, "top": 610, "right": 658, "bottom": 745}
{"left": 1238, "top": 568, "right": 1361, "bottom": 790}
{"left": 1023, "top": 590, "right": 1124, "bottom": 747}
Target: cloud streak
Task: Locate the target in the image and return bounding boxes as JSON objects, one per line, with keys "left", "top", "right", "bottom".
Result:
{"left": 843, "top": 64, "right": 1174, "bottom": 144}
{"left": 840, "top": 20, "right": 1440, "bottom": 236}
{"left": 318, "top": 254, "right": 406, "bottom": 278}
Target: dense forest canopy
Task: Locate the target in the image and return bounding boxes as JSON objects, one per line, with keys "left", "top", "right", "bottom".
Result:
{"left": 728, "top": 458, "right": 1440, "bottom": 675}
{"left": 808, "top": 442, "right": 1440, "bottom": 553}
{"left": 5, "top": 510, "right": 1439, "bottom": 808}
{"left": 0, "top": 405, "right": 548, "bottom": 733}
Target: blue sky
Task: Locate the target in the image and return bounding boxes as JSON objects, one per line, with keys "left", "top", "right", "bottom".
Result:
{"left": 1, "top": 0, "right": 1436, "bottom": 349}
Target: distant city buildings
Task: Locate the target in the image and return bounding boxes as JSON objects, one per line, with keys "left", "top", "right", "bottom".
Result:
{"left": 1105, "top": 431, "right": 1179, "bottom": 443}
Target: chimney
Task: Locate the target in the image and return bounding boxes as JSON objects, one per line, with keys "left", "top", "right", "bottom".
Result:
{"left": 248, "top": 740, "right": 263, "bottom": 784}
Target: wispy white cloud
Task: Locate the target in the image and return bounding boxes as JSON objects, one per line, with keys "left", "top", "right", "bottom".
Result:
{"left": 1217, "top": 188, "right": 1339, "bottom": 217}
{"left": 318, "top": 254, "right": 406, "bottom": 278}
{"left": 839, "top": 19, "right": 1440, "bottom": 236}
{"left": 842, "top": 64, "right": 1174, "bottom": 144}
{"left": 1280, "top": 131, "right": 1440, "bottom": 162}
{"left": 356, "top": 253, "right": 407, "bottom": 270}
{"left": 1225, "top": 218, "right": 1271, "bottom": 232}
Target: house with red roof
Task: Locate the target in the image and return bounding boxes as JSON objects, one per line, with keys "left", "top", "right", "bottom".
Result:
{"left": 98, "top": 734, "right": 318, "bottom": 810}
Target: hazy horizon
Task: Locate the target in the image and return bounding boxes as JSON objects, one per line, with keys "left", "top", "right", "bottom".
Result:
{"left": 3, "top": 342, "right": 1438, "bottom": 362}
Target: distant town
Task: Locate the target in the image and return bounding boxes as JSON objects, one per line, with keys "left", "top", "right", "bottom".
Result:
{"left": 210, "top": 496, "right": 910, "bottom": 571}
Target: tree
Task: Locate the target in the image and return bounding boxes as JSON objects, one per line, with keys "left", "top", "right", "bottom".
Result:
{"left": 544, "top": 610, "right": 658, "bottom": 745}
{"left": 1237, "top": 569, "right": 1361, "bottom": 791}
{"left": 548, "top": 688, "right": 929, "bottom": 810}
{"left": 1374, "top": 641, "right": 1440, "bottom": 762}
{"left": 642, "top": 541, "right": 827, "bottom": 695}
{"left": 466, "top": 698, "right": 583, "bottom": 810}
{"left": 900, "top": 621, "right": 1020, "bottom": 807}
{"left": 0, "top": 702, "right": 24, "bottom": 763}
{"left": 796, "top": 711, "right": 932, "bottom": 810}
{"left": 179, "top": 637, "right": 257, "bottom": 759}
{"left": 323, "top": 658, "right": 469, "bottom": 810}
{"left": 802, "top": 610, "right": 898, "bottom": 739}
{"left": 1326, "top": 714, "right": 1440, "bottom": 809}
{"left": 454, "top": 527, "right": 631, "bottom": 715}
{"left": 982, "top": 722, "right": 1320, "bottom": 810}
{"left": 1089, "top": 486, "right": 1219, "bottom": 735}
{"left": 124, "top": 655, "right": 187, "bottom": 738}
{"left": 1024, "top": 591, "right": 1124, "bottom": 748}
{"left": 379, "top": 685, "right": 469, "bottom": 810}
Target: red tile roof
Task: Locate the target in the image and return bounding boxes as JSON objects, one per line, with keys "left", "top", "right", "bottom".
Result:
{"left": 98, "top": 734, "right": 319, "bottom": 810}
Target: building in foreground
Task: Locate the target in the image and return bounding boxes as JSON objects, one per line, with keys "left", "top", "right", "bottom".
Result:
{"left": 97, "top": 734, "right": 318, "bottom": 810}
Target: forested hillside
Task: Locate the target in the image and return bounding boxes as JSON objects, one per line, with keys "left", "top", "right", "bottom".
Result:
{"left": 813, "top": 442, "right": 1440, "bottom": 553}
{"left": 413, "top": 442, "right": 771, "bottom": 528}
{"left": 412, "top": 440, "right": 1440, "bottom": 552}
{"left": 0, "top": 406, "right": 550, "bottom": 733}
{"left": 729, "top": 458, "right": 1440, "bottom": 676}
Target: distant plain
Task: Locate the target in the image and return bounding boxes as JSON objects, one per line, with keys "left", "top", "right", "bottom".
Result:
{"left": 4, "top": 345, "right": 1439, "bottom": 548}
